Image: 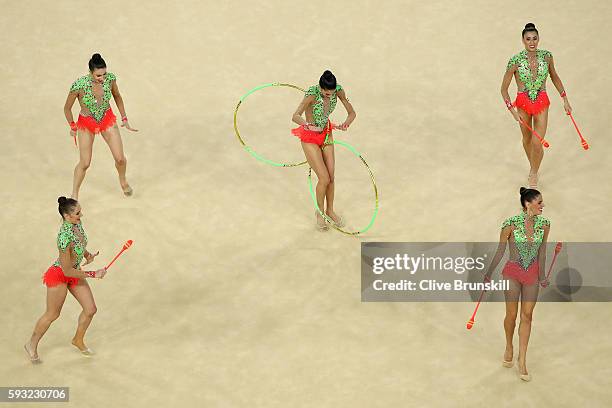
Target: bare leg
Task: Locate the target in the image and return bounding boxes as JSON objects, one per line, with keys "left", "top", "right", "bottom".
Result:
{"left": 518, "top": 283, "right": 539, "bottom": 377}
{"left": 68, "top": 279, "right": 97, "bottom": 352}
{"left": 530, "top": 109, "right": 549, "bottom": 176}
{"left": 503, "top": 278, "right": 520, "bottom": 364}
{"left": 101, "top": 124, "right": 131, "bottom": 195}
{"left": 26, "top": 284, "right": 68, "bottom": 360}
{"left": 517, "top": 109, "right": 533, "bottom": 162}
{"left": 302, "top": 142, "right": 330, "bottom": 227}
{"left": 72, "top": 130, "right": 95, "bottom": 199}
{"left": 321, "top": 143, "right": 341, "bottom": 224}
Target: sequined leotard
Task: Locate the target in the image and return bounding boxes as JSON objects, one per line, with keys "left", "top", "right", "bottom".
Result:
{"left": 507, "top": 50, "right": 552, "bottom": 115}
{"left": 69, "top": 73, "right": 118, "bottom": 133}
{"left": 43, "top": 221, "right": 88, "bottom": 288}
{"left": 53, "top": 221, "right": 88, "bottom": 269}
{"left": 500, "top": 212, "right": 550, "bottom": 285}
{"left": 70, "top": 73, "right": 116, "bottom": 121}
{"left": 292, "top": 84, "right": 344, "bottom": 146}
{"left": 305, "top": 84, "right": 343, "bottom": 129}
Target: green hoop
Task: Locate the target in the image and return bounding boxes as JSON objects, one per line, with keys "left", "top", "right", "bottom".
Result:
{"left": 234, "top": 82, "right": 308, "bottom": 167}
{"left": 307, "top": 139, "right": 379, "bottom": 235}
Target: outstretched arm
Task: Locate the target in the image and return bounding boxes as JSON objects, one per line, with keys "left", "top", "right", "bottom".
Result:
{"left": 336, "top": 89, "right": 356, "bottom": 130}
{"left": 548, "top": 56, "right": 572, "bottom": 114}
{"left": 484, "top": 226, "right": 511, "bottom": 280}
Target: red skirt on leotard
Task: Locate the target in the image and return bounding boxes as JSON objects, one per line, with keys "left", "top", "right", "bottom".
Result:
{"left": 501, "top": 260, "right": 539, "bottom": 286}
{"left": 42, "top": 265, "right": 80, "bottom": 288}
{"left": 291, "top": 121, "right": 332, "bottom": 147}
{"left": 76, "top": 109, "right": 116, "bottom": 134}
{"left": 514, "top": 91, "right": 550, "bottom": 116}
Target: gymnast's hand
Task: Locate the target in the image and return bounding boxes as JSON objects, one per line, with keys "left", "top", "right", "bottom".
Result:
{"left": 121, "top": 120, "right": 139, "bottom": 132}
{"left": 82, "top": 250, "right": 100, "bottom": 266}
{"left": 305, "top": 124, "right": 323, "bottom": 132}
{"left": 539, "top": 277, "right": 549, "bottom": 288}
{"left": 70, "top": 129, "right": 77, "bottom": 139}
{"left": 510, "top": 108, "right": 520, "bottom": 122}
{"left": 333, "top": 123, "right": 349, "bottom": 131}
{"left": 563, "top": 100, "right": 572, "bottom": 115}
{"left": 95, "top": 268, "right": 107, "bottom": 279}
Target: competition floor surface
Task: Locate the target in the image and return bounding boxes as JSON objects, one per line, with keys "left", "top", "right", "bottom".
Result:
{"left": 1, "top": 1, "right": 611, "bottom": 406}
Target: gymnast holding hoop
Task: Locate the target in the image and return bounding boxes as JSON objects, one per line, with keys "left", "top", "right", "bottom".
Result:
{"left": 291, "top": 70, "right": 356, "bottom": 231}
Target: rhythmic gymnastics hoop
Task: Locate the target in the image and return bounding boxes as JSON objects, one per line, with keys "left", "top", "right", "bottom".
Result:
{"left": 307, "top": 135, "right": 379, "bottom": 235}
{"left": 235, "top": 82, "right": 379, "bottom": 234}
{"left": 233, "top": 82, "right": 308, "bottom": 167}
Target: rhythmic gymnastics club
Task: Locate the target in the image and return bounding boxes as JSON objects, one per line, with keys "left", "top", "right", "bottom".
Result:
{"left": 73, "top": 135, "right": 77, "bottom": 148}
{"left": 105, "top": 240, "right": 133, "bottom": 270}
{"left": 519, "top": 118, "right": 550, "bottom": 148}
{"left": 567, "top": 113, "right": 589, "bottom": 150}
{"left": 545, "top": 242, "right": 563, "bottom": 280}
{"left": 466, "top": 277, "right": 490, "bottom": 330}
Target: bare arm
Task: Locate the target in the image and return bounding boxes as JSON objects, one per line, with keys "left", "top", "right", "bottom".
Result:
{"left": 500, "top": 68, "right": 514, "bottom": 102}
{"left": 537, "top": 225, "right": 550, "bottom": 283}
{"left": 64, "top": 92, "right": 78, "bottom": 124}
{"left": 484, "top": 226, "right": 512, "bottom": 280}
{"left": 501, "top": 67, "right": 519, "bottom": 121}
{"left": 337, "top": 89, "right": 356, "bottom": 128}
{"left": 292, "top": 94, "right": 315, "bottom": 127}
{"left": 111, "top": 80, "right": 127, "bottom": 119}
{"left": 548, "top": 56, "right": 572, "bottom": 113}
{"left": 58, "top": 243, "right": 94, "bottom": 279}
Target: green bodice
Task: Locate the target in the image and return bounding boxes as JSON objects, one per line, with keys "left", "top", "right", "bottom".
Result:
{"left": 507, "top": 50, "right": 552, "bottom": 101}
{"left": 501, "top": 212, "right": 550, "bottom": 269}
{"left": 305, "top": 84, "right": 343, "bottom": 128}
{"left": 70, "top": 72, "right": 116, "bottom": 122}
{"left": 53, "top": 221, "right": 88, "bottom": 269}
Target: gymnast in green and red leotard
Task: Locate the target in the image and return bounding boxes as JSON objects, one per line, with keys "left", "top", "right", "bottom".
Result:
{"left": 291, "top": 70, "right": 357, "bottom": 231}
{"left": 64, "top": 53, "right": 138, "bottom": 199}
{"left": 501, "top": 23, "right": 573, "bottom": 188}
{"left": 24, "top": 197, "right": 107, "bottom": 363}
{"left": 485, "top": 187, "right": 551, "bottom": 382}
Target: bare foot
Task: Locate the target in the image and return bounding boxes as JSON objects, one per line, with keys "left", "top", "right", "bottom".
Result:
{"left": 24, "top": 342, "right": 40, "bottom": 364}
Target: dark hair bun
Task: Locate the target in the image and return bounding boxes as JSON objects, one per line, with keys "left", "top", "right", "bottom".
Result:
{"left": 525, "top": 23, "right": 536, "bottom": 29}
{"left": 57, "top": 196, "right": 78, "bottom": 217}
{"left": 88, "top": 53, "right": 107, "bottom": 71}
{"left": 319, "top": 70, "right": 337, "bottom": 90}
{"left": 519, "top": 187, "right": 527, "bottom": 195}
